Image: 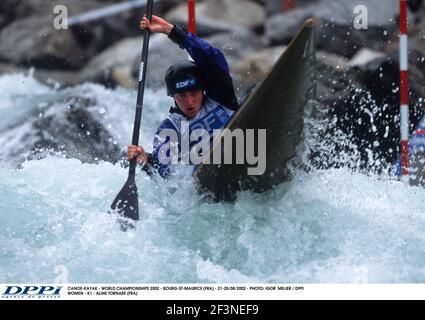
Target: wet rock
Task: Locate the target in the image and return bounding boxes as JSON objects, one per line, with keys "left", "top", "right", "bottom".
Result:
{"left": 0, "top": 16, "right": 85, "bottom": 69}
{"left": 0, "top": 63, "right": 20, "bottom": 75}
{"left": 315, "top": 52, "right": 356, "bottom": 106}
{"left": 409, "top": 0, "right": 424, "bottom": 12}
{"left": 0, "top": 63, "right": 81, "bottom": 88}
{"left": 265, "top": 0, "right": 320, "bottom": 17}
{"left": 266, "top": 0, "right": 399, "bottom": 57}
{"left": 203, "top": 28, "right": 263, "bottom": 99}
{"left": 1, "top": 95, "right": 122, "bottom": 165}
{"left": 266, "top": 6, "right": 315, "bottom": 43}
{"left": 79, "top": 32, "right": 192, "bottom": 90}
{"left": 78, "top": 37, "right": 141, "bottom": 88}
{"left": 410, "top": 150, "right": 425, "bottom": 187}
{"left": 0, "top": 15, "right": 9, "bottom": 30}
{"left": 0, "top": 0, "right": 147, "bottom": 70}
{"left": 348, "top": 48, "right": 385, "bottom": 67}
{"left": 140, "top": 34, "right": 189, "bottom": 90}
{"left": 165, "top": 0, "right": 265, "bottom": 34}
{"left": 321, "top": 49, "right": 425, "bottom": 171}
{"left": 409, "top": 18, "right": 425, "bottom": 56}
{"left": 206, "top": 29, "right": 263, "bottom": 66}
{"left": 232, "top": 45, "right": 285, "bottom": 93}
{"left": 30, "top": 97, "right": 122, "bottom": 164}
{"left": 316, "top": 23, "right": 396, "bottom": 59}
{"left": 0, "top": 0, "right": 53, "bottom": 23}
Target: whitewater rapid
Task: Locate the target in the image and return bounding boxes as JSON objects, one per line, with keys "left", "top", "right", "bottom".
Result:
{"left": 0, "top": 73, "right": 424, "bottom": 283}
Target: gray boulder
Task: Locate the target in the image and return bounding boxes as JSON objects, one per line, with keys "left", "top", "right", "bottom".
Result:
{"left": 0, "top": 94, "right": 122, "bottom": 165}
{"left": 266, "top": 6, "right": 313, "bottom": 42}
{"left": 266, "top": 0, "right": 399, "bottom": 57}
{"left": 0, "top": 0, "right": 152, "bottom": 70}
{"left": 0, "top": 16, "right": 85, "bottom": 69}
{"left": 314, "top": 0, "right": 398, "bottom": 26}
{"left": 165, "top": 0, "right": 264, "bottom": 35}
{"left": 141, "top": 34, "right": 190, "bottom": 90}
{"left": 205, "top": 28, "right": 263, "bottom": 67}
{"left": 265, "top": 0, "right": 321, "bottom": 17}
{"left": 79, "top": 33, "right": 190, "bottom": 90}
{"left": 410, "top": 150, "right": 425, "bottom": 187}
{"left": 79, "top": 37, "right": 142, "bottom": 88}
{"left": 318, "top": 48, "right": 425, "bottom": 172}
{"left": 0, "top": 63, "right": 83, "bottom": 88}
{"left": 232, "top": 45, "right": 285, "bottom": 95}
{"left": 31, "top": 97, "right": 122, "bottom": 164}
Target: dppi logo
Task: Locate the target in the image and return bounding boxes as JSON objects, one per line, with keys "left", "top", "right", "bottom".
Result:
{"left": 2, "top": 286, "right": 62, "bottom": 299}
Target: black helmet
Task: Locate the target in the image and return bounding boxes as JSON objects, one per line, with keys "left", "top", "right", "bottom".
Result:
{"left": 165, "top": 60, "right": 205, "bottom": 96}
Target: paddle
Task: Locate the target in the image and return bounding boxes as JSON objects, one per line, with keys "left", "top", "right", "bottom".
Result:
{"left": 110, "top": 0, "right": 154, "bottom": 226}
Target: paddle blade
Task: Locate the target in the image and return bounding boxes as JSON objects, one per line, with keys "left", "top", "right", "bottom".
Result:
{"left": 110, "top": 174, "right": 139, "bottom": 221}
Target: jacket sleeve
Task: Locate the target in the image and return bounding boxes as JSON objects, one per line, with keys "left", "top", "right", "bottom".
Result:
{"left": 168, "top": 25, "right": 240, "bottom": 111}
{"left": 142, "top": 119, "right": 178, "bottom": 178}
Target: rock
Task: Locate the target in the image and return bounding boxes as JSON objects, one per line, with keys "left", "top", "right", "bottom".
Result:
{"left": 0, "top": 16, "right": 86, "bottom": 69}
{"left": 315, "top": 0, "right": 399, "bottom": 27}
{"left": 30, "top": 97, "right": 122, "bottom": 164}
{"left": 69, "top": 2, "right": 148, "bottom": 57}
{"left": 0, "top": 63, "right": 81, "bottom": 88}
{"left": 202, "top": 28, "right": 263, "bottom": 99}
{"left": 315, "top": 52, "right": 355, "bottom": 105}
{"left": 0, "top": 0, "right": 50, "bottom": 23}
{"left": 0, "top": 94, "right": 122, "bottom": 165}
{"left": 87, "top": 27, "right": 265, "bottom": 98}
{"left": 79, "top": 32, "right": 191, "bottom": 90}
{"left": 1, "top": 0, "right": 102, "bottom": 20}
{"left": 232, "top": 46, "right": 285, "bottom": 92}
{"left": 348, "top": 48, "right": 385, "bottom": 67}
{"left": 0, "top": 63, "right": 20, "bottom": 75}
{"left": 409, "top": 0, "right": 424, "bottom": 12}
{"left": 110, "top": 66, "right": 135, "bottom": 88}
{"left": 266, "top": 5, "right": 315, "bottom": 43}
{"left": 79, "top": 37, "right": 142, "bottom": 87}
{"left": 165, "top": 3, "right": 236, "bottom": 37}
{"left": 410, "top": 5, "right": 425, "bottom": 24}
{"left": 410, "top": 18, "right": 425, "bottom": 55}
{"left": 320, "top": 48, "right": 425, "bottom": 171}
{"left": 410, "top": 150, "right": 425, "bottom": 187}
{"left": 165, "top": 0, "right": 265, "bottom": 34}
{"left": 205, "top": 29, "right": 263, "bottom": 67}
{"left": 0, "top": 0, "right": 151, "bottom": 70}
{"left": 134, "top": 29, "right": 262, "bottom": 91}
{"left": 384, "top": 17, "right": 425, "bottom": 60}
{"left": 65, "top": 0, "right": 189, "bottom": 71}
{"left": 33, "top": 69, "right": 81, "bottom": 88}
{"left": 317, "top": 51, "right": 350, "bottom": 71}
{"left": 265, "top": 0, "right": 285, "bottom": 16}
{"left": 0, "top": 15, "right": 9, "bottom": 30}
{"left": 139, "top": 34, "right": 189, "bottom": 90}
{"left": 265, "top": 0, "right": 320, "bottom": 17}
{"left": 316, "top": 22, "right": 396, "bottom": 58}
{"left": 266, "top": 0, "right": 399, "bottom": 57}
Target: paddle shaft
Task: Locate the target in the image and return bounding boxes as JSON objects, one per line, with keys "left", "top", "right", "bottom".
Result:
{"left": 129, "top": 0, "right": 154, "bottom": 175}
{"left": 188, "top": 0, "right": 196, "bottom": 34}
{"left": 109, "top": 0, "right": 153, "bottom": 224}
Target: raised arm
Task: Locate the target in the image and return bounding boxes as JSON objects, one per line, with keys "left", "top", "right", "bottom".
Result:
{"left": 141, "top": 15, "right": 239, "bottom": 111}
{"left": 169, "top": 26, "right": 239, "bottom": 111}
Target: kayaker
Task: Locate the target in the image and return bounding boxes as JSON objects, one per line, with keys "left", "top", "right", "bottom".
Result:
{"left": 127, "top": 15, "right": 239, "bottom": 177}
